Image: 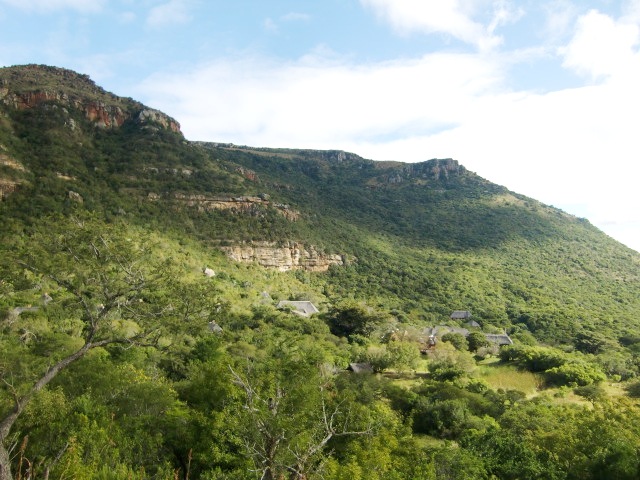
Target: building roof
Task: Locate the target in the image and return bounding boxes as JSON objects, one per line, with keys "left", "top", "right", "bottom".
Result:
{"left": 276, "top": 300, "right": 319, "bottom": 317}
{"left": 424, "top": 326, "right": 470, "bottom": 337}
{"left": 347, "top": 363, "right": 374, "bottom": 374}
{"left": 484, "top": 333, "right": 513, "bottom": 345}
{"left": 424, "top": 326, "right": 513, "bottom": 346}
{"left": 450, "top": 310, "right": 472, "bottom": 319}
{"left": 208, "top": 321, "right": 223, "bottom": 333}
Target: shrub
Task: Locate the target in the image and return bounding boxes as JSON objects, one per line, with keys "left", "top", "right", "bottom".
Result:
{"left": 574, "top": 383, "right": 607, "bottom": 402}
{"left": 545, "top": 361, "right": 606, "bottom": 387}
{"left": 500, "top": 345, "right": 567, "bottom": 372}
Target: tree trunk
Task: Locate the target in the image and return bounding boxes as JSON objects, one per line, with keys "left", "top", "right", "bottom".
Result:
{"left": 0, "top": 443, "right": 12, "bottom": 480}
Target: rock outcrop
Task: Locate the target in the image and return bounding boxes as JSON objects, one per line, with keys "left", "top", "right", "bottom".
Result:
{"left": 0, "top": 152, "right": 25, "bottom": 200}
{"left": 221, "top": 241, "right": 345, "bottom": 272}
{"left": 382, "top": 158, "right": 465, "bottom": 184}
{"left": 0, "top": 65, "right": 180, "bottom": 133}
{"left": 83, "top": 101, "right": 127, "bottom": 128}
{"left": 0, "top": 179, "right": 19, "bottom": 200}
{"left": 168, "top": 193, "right": 300, "bottom": 220}
{"left": 0, "top": 153, "right": 25, "bottom": 172}
{"left": 136, "top": 108, "right": 181, "bottom": 133}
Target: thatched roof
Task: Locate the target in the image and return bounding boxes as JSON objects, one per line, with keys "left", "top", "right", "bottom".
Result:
{"left": 424, "top": 326, "right": 470, "bottom": 337}
{"left": 425, "top": 326, "right": 513, "bottom": 347}
{"left": 208, "top": 321, "right": 223, "bottom": 333}
{"left": 347, "top": 363, "right": 373, "bottom": 374}
{"left": 276, "top": 300, "right": 319, "bottom": 317}
{"left": 485, "top": 333, "right": 513, "bottom": 345}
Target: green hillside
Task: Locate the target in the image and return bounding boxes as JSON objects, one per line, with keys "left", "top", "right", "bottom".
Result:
{"left": 1, "top": 64, "right": 640, "bottom": 479}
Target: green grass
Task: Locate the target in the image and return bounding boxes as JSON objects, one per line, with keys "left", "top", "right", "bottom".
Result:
{"left": 475, "top": 360, "right": 544, "bottom": 395}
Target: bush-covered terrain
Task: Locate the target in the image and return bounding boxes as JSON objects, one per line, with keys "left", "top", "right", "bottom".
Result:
{"left": 1, "top": 64, "right": 640, "bottom": 479}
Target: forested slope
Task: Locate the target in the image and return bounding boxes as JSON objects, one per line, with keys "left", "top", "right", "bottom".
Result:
{"left": 1, "top": 64, "right": 640, "bottom": 479}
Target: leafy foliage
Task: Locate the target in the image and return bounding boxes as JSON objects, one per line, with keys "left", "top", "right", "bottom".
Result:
{"left": 2, "top": 64, "right": 640, "bottom": 479}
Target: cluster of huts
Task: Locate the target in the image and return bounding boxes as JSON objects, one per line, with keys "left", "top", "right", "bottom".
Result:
{"left": 205, "top": 293, "right": 512, "bottom": 375}
{"left": 423, "top": 310, "right": 513, "bottom": 351}
{"left": 264, "top": 304, "right": 514, "bottom": 352}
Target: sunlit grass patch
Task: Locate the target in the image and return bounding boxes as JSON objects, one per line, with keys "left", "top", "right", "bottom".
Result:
{"left": 475, "top": 361, "right": 544, "bottom": 395}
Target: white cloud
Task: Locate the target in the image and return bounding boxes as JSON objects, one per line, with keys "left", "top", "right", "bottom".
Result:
{"left": 136, "top": 7, "right": 640, "bottom": 252}
{"left": 488, "top": 0, "right": 524, "bottom": 34}
{"left": 0, "top": 0, "right": 105, "bottom": 12}
{"left": 561, "top": 9, "right": 640, "bottom": 78}
{"left": 139, "top": 52, "right": 502, "bottom": 147}
{"left": 146, "top": 0, "right": 192, "bottom": 28}
{"left": 360, "top": 0, "right": 509, "bottom": 51}
{"left": 622, "top": 0, "right": 640, "bottom": 23}
{"left": 542, "top": 0, "right": 579, "bottom": 41}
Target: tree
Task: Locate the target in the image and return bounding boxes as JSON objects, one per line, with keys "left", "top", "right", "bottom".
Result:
{"left": 441, "top": 332, "right": 469, "bottom": 351}
{"left": 227, "top": 339, "right": 373, "bottom": 480}
{"left": 387, "top": 341, "right": 420, "bottom": 373}
{"left": 545, "top": 361, "right": 606, "bottom": 387}
{"left": 467, "top": 332, "right": 490, "bottom": 352}
{"left": 325, "top": 302, "right": 389, "bottom": 340}
{"left": 363, "top": 345, "right": 393, "bottom": 373}
{"left": 0, "top": 216, "right": 217, "bottom": 479}
{"left": 574, "top": 330, "right": 612, "bottom": 355}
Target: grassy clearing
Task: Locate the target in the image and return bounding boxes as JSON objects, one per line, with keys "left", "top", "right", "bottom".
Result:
{"left": 475, "top": 360, "right": 544, "bottom": 395}
{"left": 412, "top": 434, "right": 448, "bottom": 449}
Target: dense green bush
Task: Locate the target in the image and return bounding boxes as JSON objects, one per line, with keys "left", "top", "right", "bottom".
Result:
{"left": 546, "top": 362, "right": 606, "bottom": 386}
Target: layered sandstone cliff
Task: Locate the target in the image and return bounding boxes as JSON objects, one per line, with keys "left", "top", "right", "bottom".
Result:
{"left": 221, "top": 242, "right": 345, "bottom": 272}
{"left": 0, "top": 151, "right": 25, "bottom": 199}
{"left": 166, "top": 193, "right": 300, "bottom": 220}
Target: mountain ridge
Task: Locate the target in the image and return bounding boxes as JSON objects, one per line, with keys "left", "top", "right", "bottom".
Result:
{"left": 1, "top": 63, "right": 639, "bottom": 348}
{"left": 5, "top": 63, "right": 640, "bottom": 479}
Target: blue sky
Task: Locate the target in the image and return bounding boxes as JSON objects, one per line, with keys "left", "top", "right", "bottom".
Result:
{"left": 1, "top": 0, "right": 640, "bottom": 252}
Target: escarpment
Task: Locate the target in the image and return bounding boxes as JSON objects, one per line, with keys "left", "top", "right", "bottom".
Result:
{"left": 220, "top": 241, "right": 345, "bottom": 272}
{"left": 148, "top": 192, "right": 301, "bottom": 221}
{"left": 378, "top": 158, "right": 465, "bottom": 185}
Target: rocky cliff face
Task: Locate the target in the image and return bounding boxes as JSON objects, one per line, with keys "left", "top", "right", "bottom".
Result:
{"left": 0, "top": 150, "right": 25, "bottom": 199}
{"left": 136, "top": 108, "right": 181, "bottom": 132}
{"left": 0, "top": 65, "right": 180, "bottom": 133}
{"left": 0, "top": 178, "right": 19, "bottom": 200}
{"left": 166, "top": 193, "right": 300, "bottom": 220}
{"left": 221, "top": 241, "right": 345, "bottom": 272}
{"left": 383, "top": 158, "right": 464, "bottom": 184}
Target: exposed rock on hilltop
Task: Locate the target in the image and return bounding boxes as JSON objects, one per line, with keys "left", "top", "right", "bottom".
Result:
{"left": 373, "top": 158, "right": 465, "bottom": 185}
{"left": 136, "top": 108, "right": 181, "bottom": 132}
{"left": 0, "top": 64, "right": 180, "bottom": 132}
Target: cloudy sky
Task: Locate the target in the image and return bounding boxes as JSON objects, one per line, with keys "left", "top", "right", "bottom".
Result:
{"left": 1, "top": 1, "right": 639, "bottom": 252}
